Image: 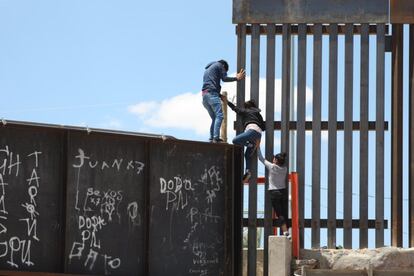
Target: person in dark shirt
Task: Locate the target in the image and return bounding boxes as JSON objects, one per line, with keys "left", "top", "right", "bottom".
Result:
{"left": 202, "top": 60, "right": 245, "bottom": 143}
{"left": 227, "top": 99, "right": 265, "bottom": 181}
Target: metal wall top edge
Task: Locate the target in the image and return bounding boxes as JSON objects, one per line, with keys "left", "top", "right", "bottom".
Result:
{"left": 233, "top": 0, "right": 389, "bottom": 24}
{"left": 0, "top": 119, "right": 174, "bottom": 139}
{"left": 149, "top": 135, "right": 240, "bottom": 149}
{"left": 0, "top": 119, "right": 238, "bottom": 149}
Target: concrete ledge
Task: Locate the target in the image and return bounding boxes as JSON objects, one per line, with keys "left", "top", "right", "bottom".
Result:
{"left": 269, "top": 236, "right": 292, "bottom": 276}
{"left": 300, "top": 247, "right": 414, "bottom": 270}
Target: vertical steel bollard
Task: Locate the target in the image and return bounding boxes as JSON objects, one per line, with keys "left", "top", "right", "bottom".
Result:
{"left": 220, "top": 91, "right": 228, "bottom": 143}
{"left": 290, "top": 172, "right": 300, "bottom": 259}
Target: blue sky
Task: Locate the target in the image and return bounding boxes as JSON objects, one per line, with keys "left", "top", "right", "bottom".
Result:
{"left": 0, "top": 0, "right": 238, "bottom": 139}
{"left": 1, "top": 1, "right": 412, "bottom": 249}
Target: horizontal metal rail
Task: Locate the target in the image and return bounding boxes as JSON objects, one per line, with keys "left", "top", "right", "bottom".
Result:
{"left": 235, "top": 121, "right": 389, "bottom": 131}
{"left": 237, "top": 24, "right": 390, "bottom": 35}
{"left": 242, "top": 218, "right": 388, "bottom": 229}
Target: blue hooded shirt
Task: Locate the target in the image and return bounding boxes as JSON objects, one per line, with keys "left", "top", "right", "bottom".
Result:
{"left": 202, "top": 61, "right": 237, "bottom": 94}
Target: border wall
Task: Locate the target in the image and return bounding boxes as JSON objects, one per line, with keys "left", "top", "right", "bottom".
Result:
{"left": 0, "top": 120, "right": 241, "bottom": 276}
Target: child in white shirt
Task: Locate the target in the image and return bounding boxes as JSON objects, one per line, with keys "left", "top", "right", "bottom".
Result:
{"left": 258, "top": 149, "right": 290, "bottom": 238}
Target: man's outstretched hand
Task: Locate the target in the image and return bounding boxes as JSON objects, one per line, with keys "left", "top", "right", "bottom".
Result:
{"left": 236, "top": 69, "right": 246, "bottom": 80}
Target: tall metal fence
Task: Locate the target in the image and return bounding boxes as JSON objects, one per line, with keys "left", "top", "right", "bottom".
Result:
{"left": 233, "top": 1, "right": 414, "bottom": 276}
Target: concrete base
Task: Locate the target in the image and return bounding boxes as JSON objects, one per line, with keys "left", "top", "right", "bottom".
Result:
{"left": 269, "top": 236, "right": 292, "bottom": 276}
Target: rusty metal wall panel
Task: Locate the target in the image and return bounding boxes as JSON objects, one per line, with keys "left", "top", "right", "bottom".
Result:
{"left": 297, "top": 23, "right": 307, "bottom": 249}
{"left": 247, "top": 23, "right": 260, "bottom": 276}
{"left": 233, "top": 0, "right": 248, "bottom": 24}
{"left": 392, "top": 24, "right": 404, "bottom": 247}
{"left": 148, "top": 141, "right": 233, "bottom": 276}
{"left": 233, "top": 146, "right": 244, "bottom": 276}
{"left": 65, "top": 132, "right": 146, "bottom": 276}
{"left": 359, "top": 24, "right": 370, "bottom": 249}
{"left": 376, "top": 24, "right": 386, "bottom": 248}
{"left": 233, "top": 0, "right": 389, "bottom": 24}
{"left": 263, "top": 23, "right": 276, "bottom": 276}
{"left": 409, "top": 24, "right": 414, "bottom": 248}
{"left": 391, "top": 0, "right": 414, "bottom": 23}
{"left": 328, "top": 24, "right": 338, "bottom": 249}
{"left": 343, "top": 23, "right": 354, "bottom": 249}
{"left": 237, "top": 24, "right": 247, "bottom": 135}
{"left": 311, "top": 24, "right": 322, "bottom": 249}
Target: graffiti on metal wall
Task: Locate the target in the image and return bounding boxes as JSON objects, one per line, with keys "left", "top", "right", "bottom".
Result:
{"left": 159, "top": 165, "right": 223, "bottom": 276}
{"left": 68, "top": 148, "right": 144, "bottom": 275}
{"left": 0, "top": 146, "right": 41, "bottom": 268}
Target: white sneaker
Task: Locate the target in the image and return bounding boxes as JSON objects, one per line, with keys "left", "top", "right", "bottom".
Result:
{"left": 284, "top": 231, "right": 291, "bottom": 240}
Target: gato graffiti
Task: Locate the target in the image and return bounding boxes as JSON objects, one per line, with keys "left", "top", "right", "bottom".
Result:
{"left": 69, "top": 148, "right": 144, "bottom": 275}
{"left": 69, "top": 186, "right": 127, "bottom": 274}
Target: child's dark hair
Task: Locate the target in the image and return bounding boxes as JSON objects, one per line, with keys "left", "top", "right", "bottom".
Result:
{"left": 244, "top": 99, "right": 257, "bottom": 109}
{"left": 218, "top": 60, "right": 229, "bottom": 72}
{"left": 274, "top": 152, "right": 287, "bottom": 166}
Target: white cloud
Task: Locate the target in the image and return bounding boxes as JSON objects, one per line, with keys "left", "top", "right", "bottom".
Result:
{"left": 128, "top": 76, "right": 314, "bottom": 138}
{"left": 127, "top": 101, "right": 158, "bottom": 115}
{"left": 129, "top": 93, "right": 213, "bottom": 135}
{"left": 221, "top": 77, "right": 275, "bottom": 114}
{"left": 222, "top": 77, "right": 313, "bottom": 116}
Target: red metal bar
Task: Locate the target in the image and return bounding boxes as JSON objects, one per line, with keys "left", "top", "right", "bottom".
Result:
{"left": 244, "top": 175, "right": 290, "bottom": 185}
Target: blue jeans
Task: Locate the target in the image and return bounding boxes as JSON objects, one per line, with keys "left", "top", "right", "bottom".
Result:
{"left": 232, "top": 129, "right": 262, "bottom": 171}
{"left": 202, "top": 93, "right": 223, "bottom": 140}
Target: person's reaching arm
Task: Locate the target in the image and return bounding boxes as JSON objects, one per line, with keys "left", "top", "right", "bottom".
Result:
{"left": 227, "top": 101, "right": 243, "bottom": 114}
{"left": 257, "top": 148, "right": 265, "bottom": 163}
{"left": 257, "top": 148, "right": 275, "bottom": 171}
{"left": 222, "top": 69, "right": 246, "bottom": 82}
{"left": 226, "top": 101, "right": 249, "bottom": 115}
